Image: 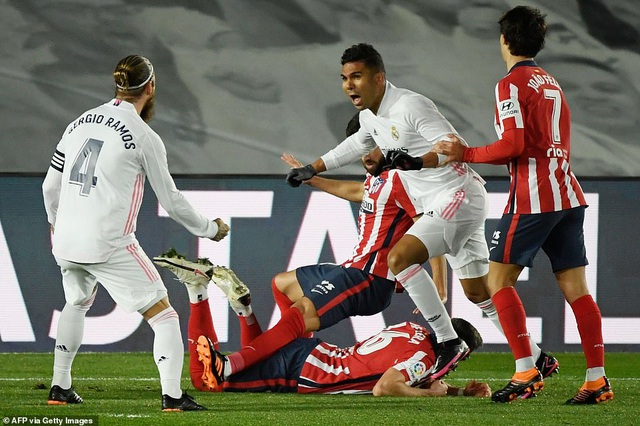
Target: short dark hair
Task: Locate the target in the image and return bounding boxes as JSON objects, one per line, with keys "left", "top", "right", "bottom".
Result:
{"left": 499, "top": 6, "right": 547, "bottom": 57}
{"left": 451, "top": 318, "right": 483, "bottom": 352}
{"left": 345, "top": 112, "right": 361, "bottom": 137}
{"left": 341, "top": 43, "right": 385, "bottom": 73}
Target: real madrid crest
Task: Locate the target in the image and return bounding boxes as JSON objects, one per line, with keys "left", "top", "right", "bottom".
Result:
{"left": 391, "top": 126, "right": 399, "bottom": 141}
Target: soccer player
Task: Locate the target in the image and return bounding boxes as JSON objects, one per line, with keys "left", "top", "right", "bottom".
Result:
{"left": 285, "top": 43, "right": 491, "bottom": 379}
{"left": 279, "top": 147, "right": 558, "bottom": 384}
{"left": 42, "top": 55, "right": 229, "bottom": 411}
{"left": 153, "top": 254, "right": 491, "bottom": 397}
{"left": 201, "top": 144, "right": 432, "bottom": 382}
{"left": 434, "top": 6, "right": 613, "bottom": 404}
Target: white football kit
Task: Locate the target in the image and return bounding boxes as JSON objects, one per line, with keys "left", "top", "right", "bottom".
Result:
{"left": 321, "top": 81, "right": 488, "bottom": 275}
{"left": 42, "top": 99, "right": 218, "bottom": 312}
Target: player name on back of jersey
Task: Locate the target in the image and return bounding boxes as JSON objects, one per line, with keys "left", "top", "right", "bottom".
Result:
{"left": 526, "top": 71, "right": 561, "bottom": 93}
{"left": 67, "top": 112, "right": 136, "bottom": 148}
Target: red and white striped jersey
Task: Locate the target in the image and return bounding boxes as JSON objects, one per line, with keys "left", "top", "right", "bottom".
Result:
{"left": 464, "top": 60, "right": 587, "bottom": 214}
{"left": 42, "top": 99, "right": 218, "bottom": 263}
{"left": 297, "top": 322, "right": 436, "bottom": 394}
{"left": 342, "top": 170, "right": 420, "bottom": 280}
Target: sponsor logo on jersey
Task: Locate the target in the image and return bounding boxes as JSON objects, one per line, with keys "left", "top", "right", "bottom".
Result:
{"left": 391, "top": 126, "right": 399, "bottom": 141}
{"left": 360, "top": 196, "right": 374, "bottom": 214}
{"left": 498, "top": 99, "right": 521, "bottom": 121}
{"left": 546, "top": 146, "right": 567, "bottom": 159}
{"left": 501, "top": 101, "right": 514, "bottom": 111}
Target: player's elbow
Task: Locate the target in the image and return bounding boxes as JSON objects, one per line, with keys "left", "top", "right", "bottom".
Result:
{"left": 372, "top": 378, "right": 396, "bottom": 397}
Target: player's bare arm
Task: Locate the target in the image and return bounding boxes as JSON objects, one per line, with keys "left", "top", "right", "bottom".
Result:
{"left": 373, "top": 368, "right": 447, "bottom": 397}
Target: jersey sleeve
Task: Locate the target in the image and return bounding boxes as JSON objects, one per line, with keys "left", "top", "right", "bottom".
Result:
{"left": 42, "top": 140, "right": 66, "bottom": 226}
{"left": 139, "top": 132, "right": 218, "bottom": 238}
{"left": 321, "top": 128, "right": 377, "bottom": 170}
{"left": 408, "top": 95, "right": 457, "bottom": 144}
{"left": 463, "top": 128, "right": 525, "bottom": 164}
{"left": 463, "top": 80, "right": 525, "bottom": 164}
{"left": 392, "top": 351, "right": 433, "bottom": 386}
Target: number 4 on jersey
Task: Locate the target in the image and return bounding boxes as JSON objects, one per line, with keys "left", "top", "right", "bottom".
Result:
{"left": 69, "top": 138, "right": 104, "bottom": 196}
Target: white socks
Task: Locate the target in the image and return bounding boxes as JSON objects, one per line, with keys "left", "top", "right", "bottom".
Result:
{"left": 52, "top": 302, "right": 90, "bottom": 389}
{"left": 395, "top": 264, "right": 457, "bottom": 343}
{"left": 186, "top": 284, "right": 209, "bottom": 304}
{"left": 586, "top": 367, "right": 605, "bottom": 382}
{"left": 148, "top": 307, "right": 183, "bottom": 398}
{"left": 475, "top": 299, "right": 542, "bottom": 361}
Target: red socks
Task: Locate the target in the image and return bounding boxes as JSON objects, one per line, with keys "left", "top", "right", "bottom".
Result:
{"left": 571, "top": 295, "right": 605, "bottom": 368}
{"left": 239, "top": 314, "right": 263, "bottom": 347}
{"left": 271, "top": 277, "right": 293, "bottom": 312}
{"left": 228, "top": 307, "right": 306, "bottom": 374}
{"left": 492, "top": 287, "right": 532, "bottom": 360}
{"left": 187, "top": 300, "right": 219, "bottom": 391}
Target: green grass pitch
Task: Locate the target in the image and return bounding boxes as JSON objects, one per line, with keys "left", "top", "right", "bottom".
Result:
{"left": 0, "top": 352, "right": 637, "bottom": 425}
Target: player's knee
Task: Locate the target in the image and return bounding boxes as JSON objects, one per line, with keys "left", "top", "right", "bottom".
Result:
{"left": 292, "top": 298, "right": 320, "bottom": 331}
{"left": 387, "top": 249, "right": 411, "bottom": 274}
{"left": 388, "top": 239, "right": 429, "bottom": 274}
{"left": 460, "top": 278, "right": 490, "bottom": 303}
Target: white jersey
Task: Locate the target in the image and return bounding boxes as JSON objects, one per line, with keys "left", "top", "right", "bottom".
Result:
{"left": 321, "top": 81, "right": 483, "bottom": 209}
{"left": 42, "top": 99, "right": 218, "bottom": 263}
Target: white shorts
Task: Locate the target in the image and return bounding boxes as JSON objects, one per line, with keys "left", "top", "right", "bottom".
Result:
{"left": 445, "top": 225, "right": 490, "bottom": 279}
{"left": 408, "top": 177, "right": 489, "bottom": 274}
{"left": 55, "top": 239, "right": 167, "bottom": 313}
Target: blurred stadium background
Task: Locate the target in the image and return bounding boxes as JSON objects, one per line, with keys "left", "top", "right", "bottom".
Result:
{"left": 1, "top": 0, "right": 638, "bottom": 354}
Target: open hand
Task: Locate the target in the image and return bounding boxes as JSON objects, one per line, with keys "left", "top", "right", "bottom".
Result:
{"left": 433, "top": 134, "right": 466, "bottom": 164}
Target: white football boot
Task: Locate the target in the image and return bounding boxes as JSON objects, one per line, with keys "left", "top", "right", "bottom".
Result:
{"left": 153, "top": 248, "right": 213, "bottom": 288}
{"left": 210, "top": 266, "right": 252, "bottom": 317}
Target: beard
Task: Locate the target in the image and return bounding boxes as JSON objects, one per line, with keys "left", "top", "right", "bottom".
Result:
{"left": 140, "top": 95, "right": 155, "bottom": 123}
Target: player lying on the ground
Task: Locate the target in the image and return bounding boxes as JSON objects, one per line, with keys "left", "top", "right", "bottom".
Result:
{"left": 153, "top": 250, "right": 491, "bottom": 397}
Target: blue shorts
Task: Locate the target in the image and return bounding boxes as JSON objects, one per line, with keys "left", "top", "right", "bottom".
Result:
{"left": 224, "top": 338, "right": 321, "bottom": 393}
{"left": 296, "top": 264, "right": 395, "bottom": 330}
{"left": 489, "top": 206, "right": 588, "bottom": 272}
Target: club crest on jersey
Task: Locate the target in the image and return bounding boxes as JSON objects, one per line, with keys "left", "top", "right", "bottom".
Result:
{"left": 391, "top": 126, "right": 399, "bottom": 141}
{"left": 369, "top": 176, "right": 385, "bottom": 195}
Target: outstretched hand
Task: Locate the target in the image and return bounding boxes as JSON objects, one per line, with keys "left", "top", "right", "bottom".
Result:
{"left": 281, "top": 153, "right": 303, "bottom": 169}
{"left": 433, "top": 134, "right": 466, "bottom": 164}
{"left": 285, "top": 165, "right": 317, "bottom": 187}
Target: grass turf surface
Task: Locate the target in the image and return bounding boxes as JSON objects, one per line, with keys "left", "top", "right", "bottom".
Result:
{"left": 0, "top": 352, "right": 636, "bottom": 425}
